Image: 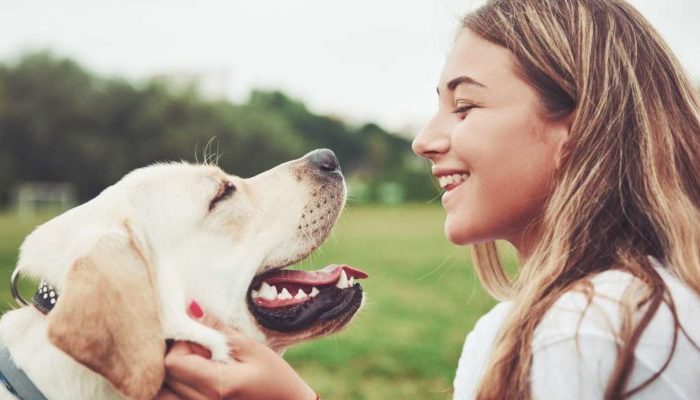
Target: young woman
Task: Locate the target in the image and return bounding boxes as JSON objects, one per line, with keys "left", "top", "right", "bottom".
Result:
{"left": 157, "top": 1, "right": 700, "bottom": 398}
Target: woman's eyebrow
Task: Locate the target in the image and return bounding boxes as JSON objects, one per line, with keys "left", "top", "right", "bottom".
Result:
{"left": 437, "top": 75, "right": 487, "bottom": 95}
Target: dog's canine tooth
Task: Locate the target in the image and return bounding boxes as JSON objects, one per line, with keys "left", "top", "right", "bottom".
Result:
{"left": 310, "top": 287, "right": 320, "bottom": 297}
{"left": 348, "top": 277, "right": 355, "bottom": 287}
{"left": 295, "top": 289, "right": 308, "bottom": 300}
{"left": 278, "top": 288, "right": 293, "bottom": 300}
{"left": 259, "top": 282, "right": 278, "bottom": 300}
{"left": 336, "top": 270, "right": 349, "bottom": 289}
{"left": 251, "top": 290, "right": 260, "bottom": 298}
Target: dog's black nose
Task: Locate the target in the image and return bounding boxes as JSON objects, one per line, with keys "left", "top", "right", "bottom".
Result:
{"left": 307, "top": 149, "right": 340, "bottom": 173}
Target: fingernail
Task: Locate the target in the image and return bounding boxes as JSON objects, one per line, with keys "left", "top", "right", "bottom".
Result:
{"left": 189, "top": 301, "right": 204, "bottom": 319}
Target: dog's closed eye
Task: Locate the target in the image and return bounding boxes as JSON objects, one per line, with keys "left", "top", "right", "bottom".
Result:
{"left": 209, "top": 180, "right": 237, "bottom": 211}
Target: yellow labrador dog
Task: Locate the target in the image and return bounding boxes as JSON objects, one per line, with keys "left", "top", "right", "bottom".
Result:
{"left": 0, "top": 149, "right": 367, "bottom": 400}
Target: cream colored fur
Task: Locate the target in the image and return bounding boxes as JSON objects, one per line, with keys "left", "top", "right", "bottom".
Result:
{"left": 0, "top": 152, "right": 345, "bottom": 400}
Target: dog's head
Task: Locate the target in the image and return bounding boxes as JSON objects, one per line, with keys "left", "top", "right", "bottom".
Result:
{"left": 15, "top": 149, "right": 366, "bottom": 399}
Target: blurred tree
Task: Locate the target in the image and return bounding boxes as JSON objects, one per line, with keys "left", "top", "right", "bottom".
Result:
{"left": 248, "top": 90, "right": 364, "bottom": 172}
{"left": 0, "top": 52, "right": 434, "bottom": 206}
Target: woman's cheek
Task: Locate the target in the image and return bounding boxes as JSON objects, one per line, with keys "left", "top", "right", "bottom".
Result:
{"left": 442, "top": 162, "right": 527, "bottom": 246}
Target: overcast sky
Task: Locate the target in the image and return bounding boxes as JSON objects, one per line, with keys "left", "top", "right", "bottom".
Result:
{"left": 1, "top": 0, "right": 698, "bottom": 134}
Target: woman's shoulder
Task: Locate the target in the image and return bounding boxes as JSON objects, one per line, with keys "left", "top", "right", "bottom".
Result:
{"left": 461, "top": 301, "right": 513, "bottom": 356}
{"left": 453, "top": 301, "right": 513, "bottom": 400}
{"left": 534, "top": 260, "right": 700, "bottom": 348}
{"left": 532, "top": 268, "right": 638, "bottom": 349}
{"left": 531, "top": 259, "right": 700, "bottom": 398}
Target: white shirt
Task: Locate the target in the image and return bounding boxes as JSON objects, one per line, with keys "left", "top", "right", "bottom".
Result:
{"left": 453, "top": 259, "right": 700, "bottom": 399}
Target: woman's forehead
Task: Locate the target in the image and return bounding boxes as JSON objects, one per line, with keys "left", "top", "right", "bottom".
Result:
{"left": 438, "top": 29, "right": 516, "bottom": 93}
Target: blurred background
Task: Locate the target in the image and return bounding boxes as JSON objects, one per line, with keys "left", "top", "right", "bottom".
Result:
{"left": 0, "top": 1, "right": 697, "bottom": 398}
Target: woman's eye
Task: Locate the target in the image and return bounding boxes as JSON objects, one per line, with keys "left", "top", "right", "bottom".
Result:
{"left": 452, "top": 104, "right": 475, "bottom": 115}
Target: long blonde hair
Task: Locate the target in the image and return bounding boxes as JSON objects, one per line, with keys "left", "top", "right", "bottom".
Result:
{"left": 463, "top": 1, "right": 700, "bottom": 398}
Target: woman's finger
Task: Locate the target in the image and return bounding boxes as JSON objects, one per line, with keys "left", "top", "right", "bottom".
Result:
{"left": 167, "top": 340, "right": 212, "bottom": 360}
{"left": 189, "top": 302, "right": 237, "bottom": 334}
{"left": 153, "top": 386, "right": 180, "bottom": 400}
{"left": 188, "top": 301, "right": 258, "bottom": 359}
{"left": 164, "top": 349, "right": 244, "bottom": 396}
{"left": 164, "top": 377, "right": 217, "bottom": 400}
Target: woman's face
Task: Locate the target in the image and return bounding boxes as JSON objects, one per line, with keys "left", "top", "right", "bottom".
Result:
{"left": 412, "top": 29, "right": 568, "bottom": 253}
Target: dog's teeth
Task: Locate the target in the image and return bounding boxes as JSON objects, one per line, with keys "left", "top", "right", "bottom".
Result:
{"left": 259, "top": 282, "right": 277, "bottom": 300}
{"left": 278, "top": 288, "right": 293, "bottom": 300}
{"left": 336, "top": 270, "right": 349, "bottom": 289}
{"left": 310, "top": 287, "right": 320, "bottom": 297}
{"left": 251, "top": 290, "right": 260, "bottom": 299}
{"left": 295, "top": 290, "right": 308, "bottom": 300}
{"left": 348, "top": 277, "right": 355, "bottom": 287}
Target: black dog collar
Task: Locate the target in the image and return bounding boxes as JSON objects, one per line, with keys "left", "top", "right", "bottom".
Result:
{"left": 32, "top": 281, "right": 58, "bottom": 315}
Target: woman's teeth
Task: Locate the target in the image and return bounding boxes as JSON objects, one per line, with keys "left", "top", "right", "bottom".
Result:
{"left": 438, "top": 173, "right": 469, "bottom": 189}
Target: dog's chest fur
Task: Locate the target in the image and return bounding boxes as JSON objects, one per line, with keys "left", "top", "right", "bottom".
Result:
{"left": 0, "top": 308, "right": 124, "bottom": 400}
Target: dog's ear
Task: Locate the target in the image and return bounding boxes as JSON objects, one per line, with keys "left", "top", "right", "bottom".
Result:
{"left": 46, "top": 230, "right": 165, "bottom": 400}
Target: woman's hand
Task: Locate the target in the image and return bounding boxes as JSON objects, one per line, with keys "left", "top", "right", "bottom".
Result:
{"left": 155, "top": 302, "right": 317, "bottom": 400}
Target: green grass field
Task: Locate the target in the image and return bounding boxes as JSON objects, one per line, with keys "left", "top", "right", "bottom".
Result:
{"left": 0, "top": 205, "right": 504, "bottom": 399}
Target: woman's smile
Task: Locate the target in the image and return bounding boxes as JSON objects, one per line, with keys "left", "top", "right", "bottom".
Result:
{"left": 435, "top": 170, "right": 470, "bottom": 191}
{"left": 435, "top": 170, "right": 471, "bottom": 207}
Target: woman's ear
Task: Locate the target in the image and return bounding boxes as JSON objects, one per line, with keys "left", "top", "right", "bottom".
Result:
{"left": 47, "top": 229, "right": 165, "bottom": 400}
{"left": 553, "top": 113, "right": 574, "bottom": 169}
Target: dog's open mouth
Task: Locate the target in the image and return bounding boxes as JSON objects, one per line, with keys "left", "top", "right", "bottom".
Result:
{"left": 247, "top": 265, "right": 368, "bottom": 333}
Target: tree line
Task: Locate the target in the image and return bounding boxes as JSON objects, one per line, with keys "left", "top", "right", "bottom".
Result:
{"left": 0, "top": 52, "right": 437, "bottom": 207}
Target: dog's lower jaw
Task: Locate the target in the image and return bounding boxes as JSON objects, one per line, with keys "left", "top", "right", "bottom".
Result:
{"left": 258, "top": 294, "right": 366, "bottom": 353}
{"left": 0, "top": 308, "right": 124, "bottom": 400}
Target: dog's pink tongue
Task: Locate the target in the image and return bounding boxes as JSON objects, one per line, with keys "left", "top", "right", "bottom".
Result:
{"left": 263, "top": 264, "right": 368, "bottom": 286}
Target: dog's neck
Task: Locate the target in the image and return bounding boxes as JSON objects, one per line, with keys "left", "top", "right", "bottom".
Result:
{"left": 0, "top": 308, "right": 124, "bottom": 400}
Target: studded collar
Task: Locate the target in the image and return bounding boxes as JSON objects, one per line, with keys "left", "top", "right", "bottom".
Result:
{"left": 32, "top": 281, "right": 58, "bottom": 315}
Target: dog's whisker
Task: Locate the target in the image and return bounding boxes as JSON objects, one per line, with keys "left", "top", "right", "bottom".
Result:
{"left": 194, "top": 141, "right": 200, "bottom": 165}
{"left": 201, "top": 136, "right": 220, "bottom": 166}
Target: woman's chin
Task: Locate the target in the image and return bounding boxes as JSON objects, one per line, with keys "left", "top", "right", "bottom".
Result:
{"left": 444, "top": 217, "right": 475, "bottom": 245}
{"left": 444, "top": 214, "right": 495, "bottom": 246}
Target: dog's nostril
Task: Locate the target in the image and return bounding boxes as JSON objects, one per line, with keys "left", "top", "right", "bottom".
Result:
{"left": 307, "top": 149, "right": 339, "bottom": 173}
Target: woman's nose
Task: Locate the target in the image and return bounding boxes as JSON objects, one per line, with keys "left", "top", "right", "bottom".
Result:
{"left": 412, "top": 116, "right": 450, "bottom": 160}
